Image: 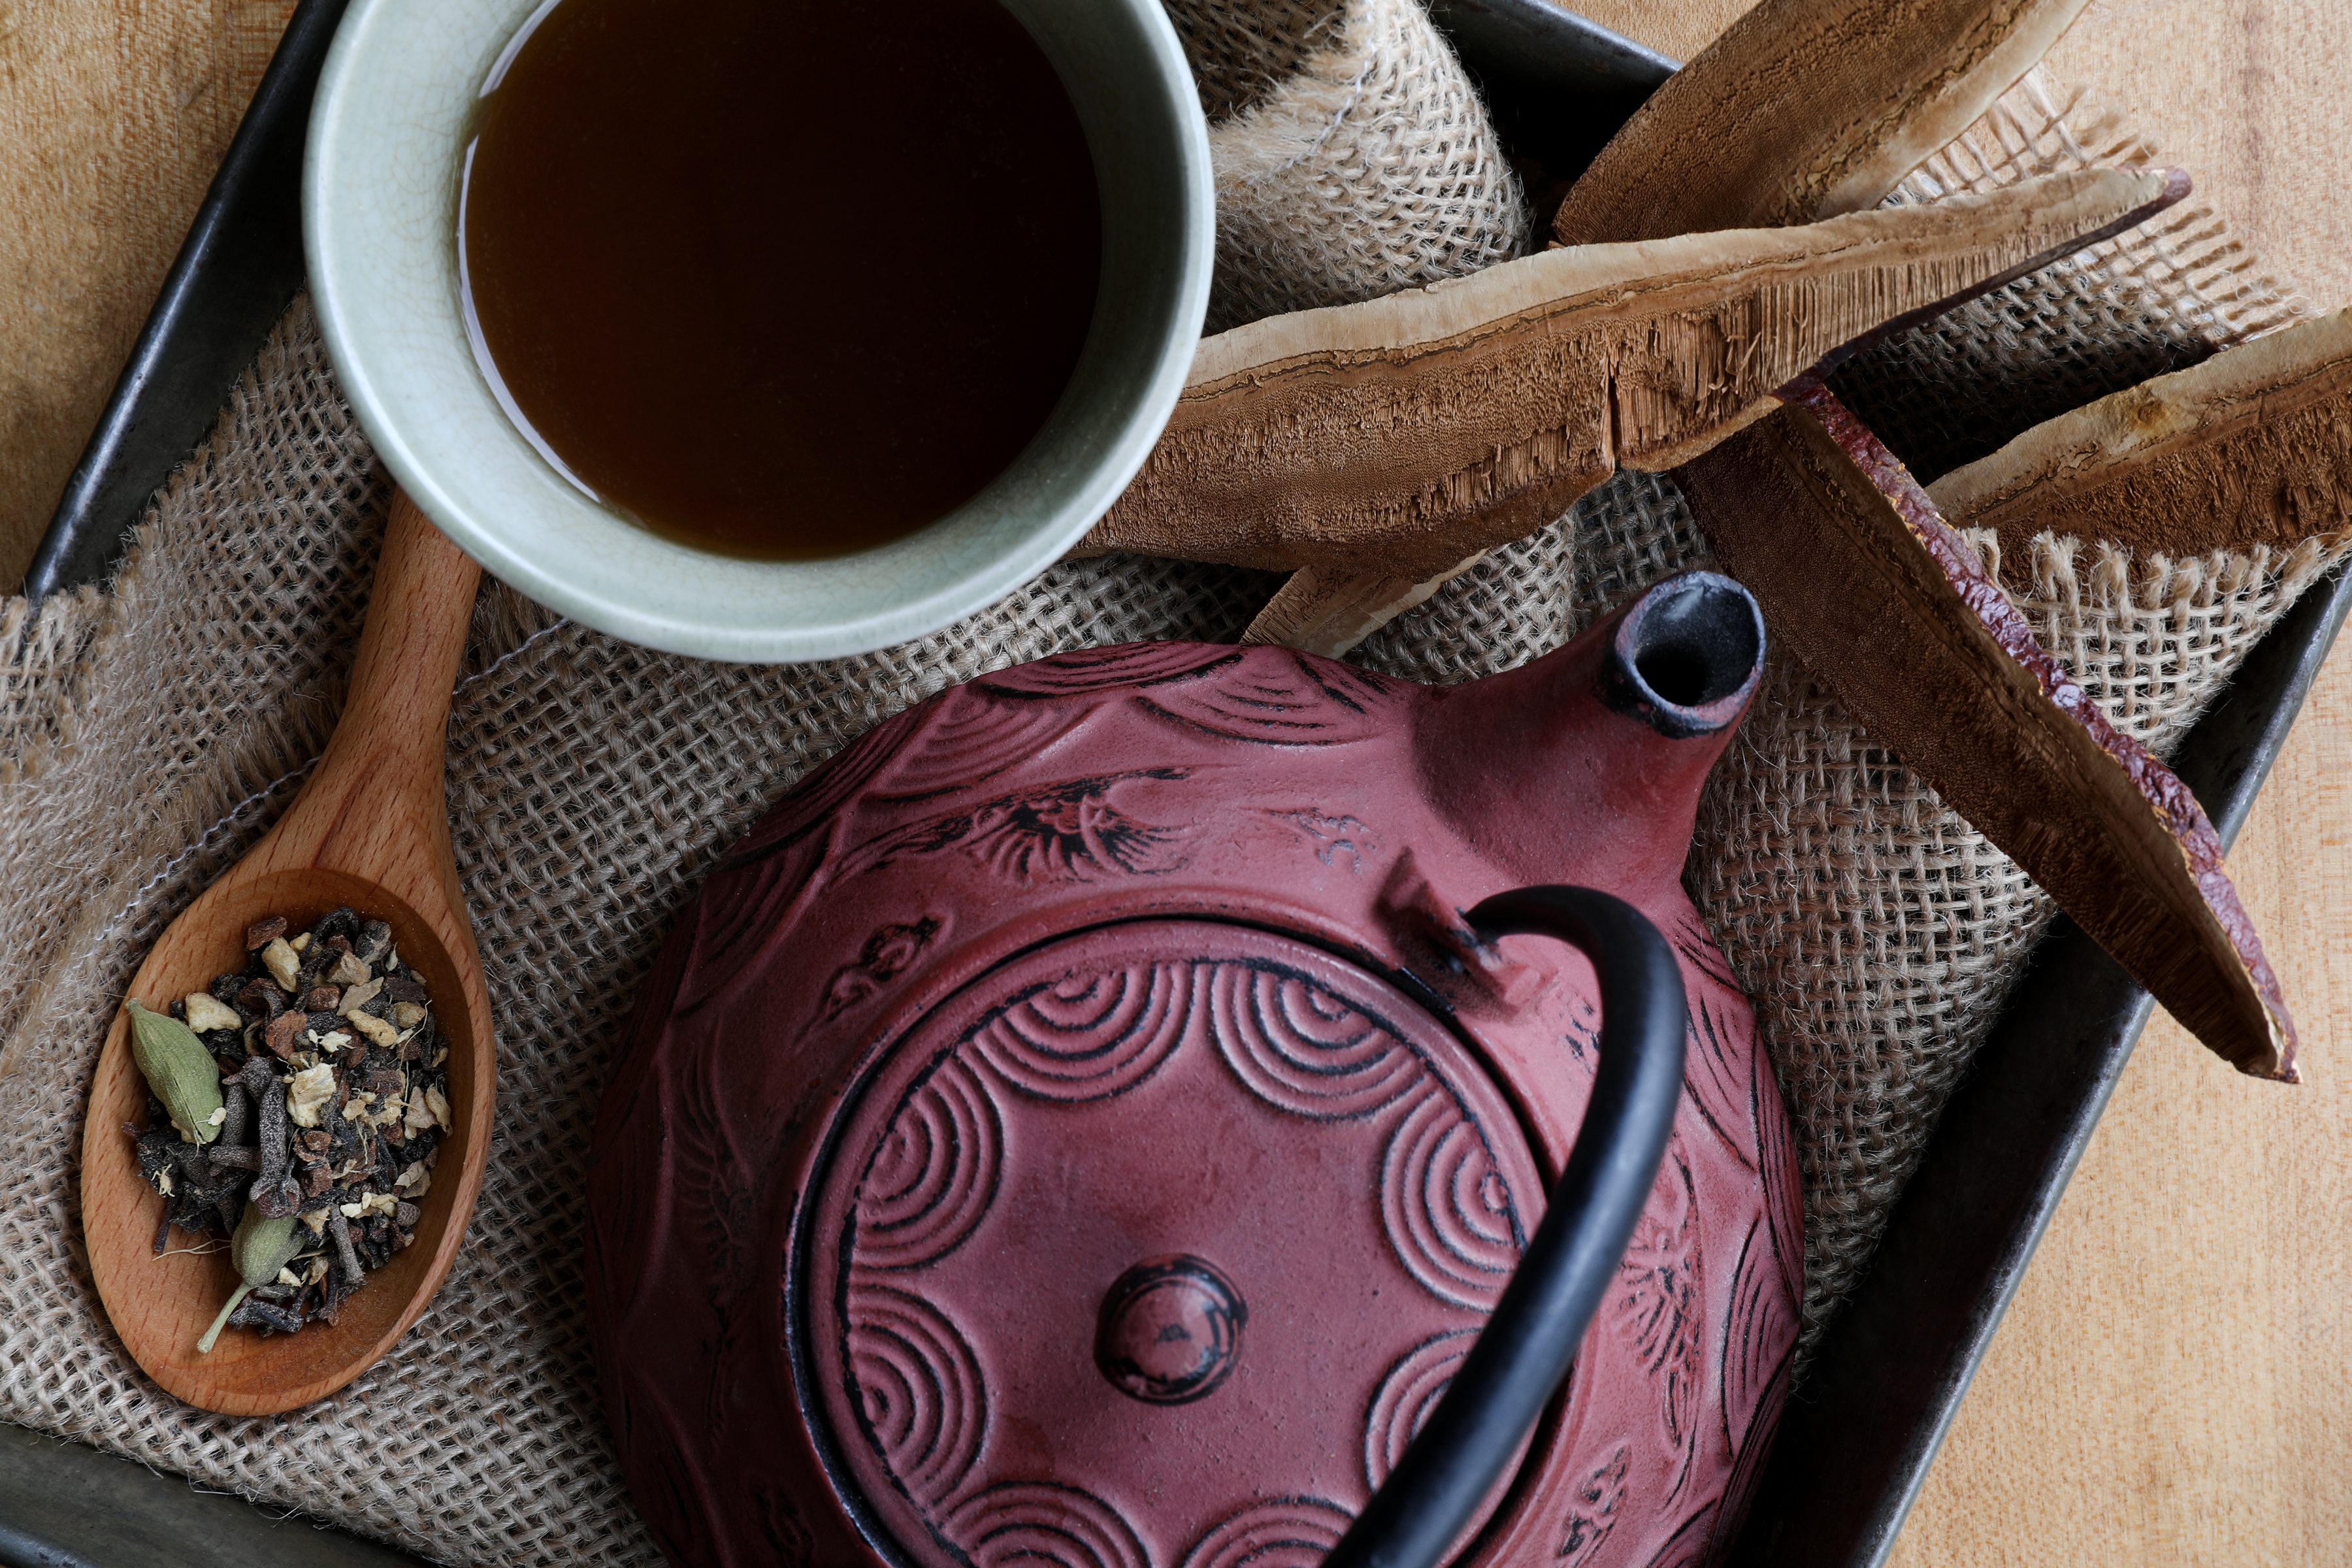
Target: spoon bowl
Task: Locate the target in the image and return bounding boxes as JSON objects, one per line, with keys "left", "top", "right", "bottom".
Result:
{"left": 80, "top": 494, "right": 492, "bottom": 1416}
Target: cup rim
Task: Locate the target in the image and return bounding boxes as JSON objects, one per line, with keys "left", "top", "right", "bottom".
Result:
{"left": 305, "top": 0, "right": 1213, "bottom": 664}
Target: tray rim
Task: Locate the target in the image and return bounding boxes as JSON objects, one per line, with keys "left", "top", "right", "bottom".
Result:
{"left": 12, "top": 6, "right": 2342, "bottom": 1567}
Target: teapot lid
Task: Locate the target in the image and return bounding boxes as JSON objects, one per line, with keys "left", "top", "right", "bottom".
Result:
{"left": 800, "top": 920, "right": 1546, "bottom": 1568}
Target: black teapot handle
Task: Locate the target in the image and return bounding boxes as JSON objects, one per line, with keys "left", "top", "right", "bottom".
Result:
{"left": 1324, "top": 885, "right": 1688, "bottom": 1568}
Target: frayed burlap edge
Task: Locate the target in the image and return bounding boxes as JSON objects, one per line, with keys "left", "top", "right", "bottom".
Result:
{"left": 0, "top": 27, "right": 2340, "bottom": 1568}
{"left": 1833, "top": 65, "right": 2313, "bottom": 482}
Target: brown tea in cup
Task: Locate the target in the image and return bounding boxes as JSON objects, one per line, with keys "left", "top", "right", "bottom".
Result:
{"left": 460, "top": 0, "right": 1102, "bottom": 561}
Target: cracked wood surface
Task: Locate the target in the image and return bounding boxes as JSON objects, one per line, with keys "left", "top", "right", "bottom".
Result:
{"left": 1929, "top": 308, "right": 2352, "bottom": 563}
{"left": 1083, "top": 168, "right": 2177, "bottom": 582}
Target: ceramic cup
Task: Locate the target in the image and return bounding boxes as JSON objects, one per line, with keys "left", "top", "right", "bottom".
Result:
{"left": 306, "top": 0, "right": 1213, "bottom": 663}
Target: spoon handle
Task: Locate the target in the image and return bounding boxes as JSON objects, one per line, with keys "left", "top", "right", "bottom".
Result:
{"left": 276, "top": 491, "right": 481, "bottom": 878}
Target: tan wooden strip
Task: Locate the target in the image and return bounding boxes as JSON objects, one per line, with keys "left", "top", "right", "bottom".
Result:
{"left": 0, "top": 0, "right": 301, "bottom": 591}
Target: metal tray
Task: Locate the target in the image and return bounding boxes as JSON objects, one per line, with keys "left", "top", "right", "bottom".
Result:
{"left": 12, "top": 7, "right": 2342, "bottom": 1567}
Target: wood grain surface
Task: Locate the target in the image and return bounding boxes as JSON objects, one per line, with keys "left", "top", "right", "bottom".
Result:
{"left": 1904, "top": 3, "right": 2352, "bottom": 1560}
{"left": 0, "top": 0, "right": 300, "bottom": 593}
{"left": 1571, "top": 4, "right": 2352, "bottom": 1559}
{"left": 2, "top": 0, "right": 2347, "bottom": 1556}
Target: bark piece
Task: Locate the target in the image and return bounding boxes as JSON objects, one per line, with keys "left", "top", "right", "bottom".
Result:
{"left": 1241, "top": 554, "right": 1489, "bottom": 657}
{"left": 1679, "top": 381, "right": 2295, "bottom": 1079}
{"left": 1927, "top": 308, "right": 2352, "bottom": 561}
{"left": 1288, "top": 0, "right": 2294, "bottom": 1073}
{"left": 1084, "top": 169, "right": 2178, "bottom": 580}
{"left": 1550, "top": 0, "right": 2096, "bottom": 244}
{"left": 1277, "top": 0, "right": 2104, "bottom": 653}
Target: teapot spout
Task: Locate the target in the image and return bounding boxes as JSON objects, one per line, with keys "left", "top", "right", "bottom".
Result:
{"left": 1413, "top": 572, "right": 1766, "bottom": 898}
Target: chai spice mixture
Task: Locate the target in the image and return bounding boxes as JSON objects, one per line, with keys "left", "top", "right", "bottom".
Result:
{"left": 122, "top": 907, "right": 451, "bottom": 1349}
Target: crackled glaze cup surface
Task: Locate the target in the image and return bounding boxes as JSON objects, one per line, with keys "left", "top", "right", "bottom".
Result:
{"left": 306, "top": 0, "right": 1212, "bottom": 662}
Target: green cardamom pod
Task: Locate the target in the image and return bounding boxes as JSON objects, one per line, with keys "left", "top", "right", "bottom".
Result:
{"left": 125, "top": 1000, "right": 223, "bottom": 1146}
{"left": 198, "top": 1207, "right": 304, "bottom": 1354}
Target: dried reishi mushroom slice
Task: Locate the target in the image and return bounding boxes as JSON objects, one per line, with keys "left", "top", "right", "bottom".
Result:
{"left": 1085, "top": 168, "right": 2180, "bottom": 583}
{"left": 1241, "top": 0, "right": 2302, "bottom": 1074}
{"left": 1241, "top": 557, "right": 1489, "bottom": 659}
{"left": 1678, "top": 380, "right": 2296, "bottom": 1079}
{"left": 1551, "top": 0, "right": 2095, "bottom": 243}
{"left": 1226, "top": 169, "right": 2187, "bottom": 653}
{"left": 1260, "top": 0, "right": 2101, "bottom": 653}
{"left": 1927, "top": 308, "right": 2352, "bottom": 560}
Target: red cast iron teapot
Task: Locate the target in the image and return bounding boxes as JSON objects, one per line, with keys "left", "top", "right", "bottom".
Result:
{"left": 585, "top": 571, "right": 1802, "bottom": 1568}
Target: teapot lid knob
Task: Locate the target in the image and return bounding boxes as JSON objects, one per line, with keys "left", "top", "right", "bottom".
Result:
{"left": 799, "top": 922, "right": 1544, "bottom": 1568}
{"left": 1094, "top": 1255, "right": 1245, "bottom": 1405}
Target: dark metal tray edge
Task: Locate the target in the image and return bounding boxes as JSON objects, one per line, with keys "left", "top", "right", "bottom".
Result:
{"left": 1729, "top": 561, "right": 2352, "bottom": 1568}
{"left": 19, "top": 0, "right": 351, "bottom": 602}
{"left": 13, "top": 6, "right": 2344, "bottom": 1567}
{"left": 0, "top": 1420, "right": 428, "bottom": 1568}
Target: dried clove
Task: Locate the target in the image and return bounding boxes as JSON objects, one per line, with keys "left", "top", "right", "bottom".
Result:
{"left": 226, "top": 1296, "right": 307, "bottom": 1335}
{"left": 250, "top": 1073, "right": 295, "bottom": 1217}
{"left": 236, "top": 1054, "right": 276, "bottom": 1101}
{"left": 216, "top": 1078, "right": 250, "bottom": 1151}
{"left": 327, "top": 1204, "right": 365, "bottom": 1288}
{"left": 353, "top": 919, "right": 393, "bottom": 968}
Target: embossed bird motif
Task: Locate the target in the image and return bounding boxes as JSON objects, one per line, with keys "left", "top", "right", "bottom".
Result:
{"left": 589, "top": 572, "right": 1801, "bottom": 1568}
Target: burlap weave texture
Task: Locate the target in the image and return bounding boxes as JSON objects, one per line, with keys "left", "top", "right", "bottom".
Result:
{"left": 0, "top": 303, "right": 1285, "bottom": 1565}
{"left": 0, "top": 8, "right": 2342, "bottom": 1565}
{"left": 1164, "top": 0, "right": 1530, "bottom": 331}
{"left": 1831, "top": 66, "right": 2313, "bottom": 483}
{"left": 1354, "top": 63, "right": 2338, "bottom": 1353}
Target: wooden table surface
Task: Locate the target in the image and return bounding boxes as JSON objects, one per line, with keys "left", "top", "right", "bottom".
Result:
{"left": 3, "top": 2, "right": 2348, "bottom": 1563}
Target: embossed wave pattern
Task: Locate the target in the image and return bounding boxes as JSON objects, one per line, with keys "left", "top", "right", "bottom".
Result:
{"left": 1209, "top": 965, "right": 1427, "bottom": 1120}
{"left": 856, "top": 1056, "right": 1003, "bottom": 1270}
{"left": 846, "top": 1286, "right": 987, "bottom": 1507}
{"left": 1138, "top": 652, "right": 1390, "bottom": 746}
{"left": 1380, "top": 1086, "right": 1525, "bottom": 1309}
{"left": 1364, "top": 1329, "right": 1478, "bottom": 1490}
{"left": 1179, "top": 1497, "right": 1354, "bottom": 1568}
{"left": 941, "top": 1482, "right": 1152, "bottom": 1568}
{"left": 970, "top": 966, "right": 1190, "bottom": 1102}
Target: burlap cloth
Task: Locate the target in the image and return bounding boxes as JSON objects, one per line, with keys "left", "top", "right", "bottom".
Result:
{"left": 0, "top": 6, "right": 2341, "bottom": 1563}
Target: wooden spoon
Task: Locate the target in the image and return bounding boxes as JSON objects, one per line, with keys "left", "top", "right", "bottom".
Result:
{"left": 80, "top": 491, "right": 492, "bottom": 1416}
